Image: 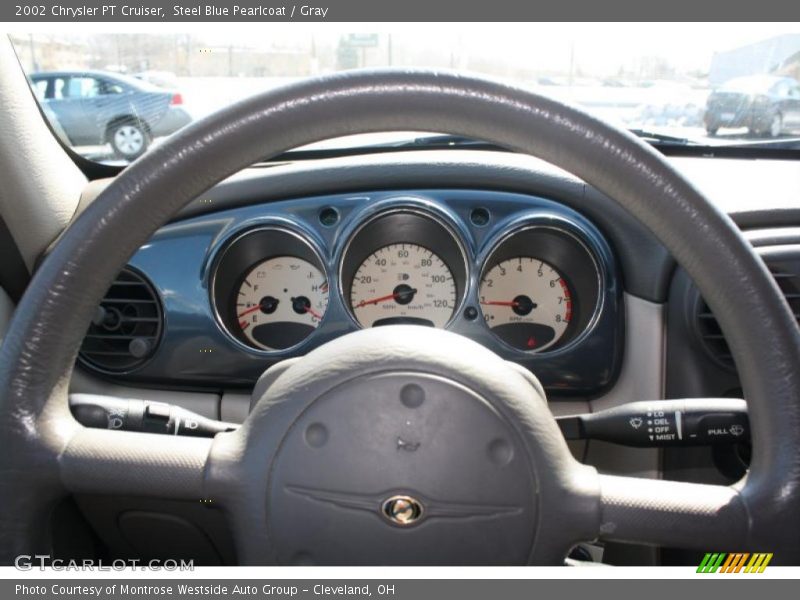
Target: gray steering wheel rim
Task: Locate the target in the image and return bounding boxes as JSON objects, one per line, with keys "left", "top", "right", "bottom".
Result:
{"left": 0, "top": 69, "right": 798, "bottom": 563}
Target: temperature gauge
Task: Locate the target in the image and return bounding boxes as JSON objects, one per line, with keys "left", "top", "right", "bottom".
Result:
{"left": 236, "top": 256, "right": 328, "bottom": 350}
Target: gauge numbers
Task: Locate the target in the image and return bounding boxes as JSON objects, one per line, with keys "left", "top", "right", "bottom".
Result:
{"left": 350, "top": 243, "right": 456, "bottom": 328}
{"left": 480, "top": 257, "right": 572, "bottom": 351}
{"left": 236, "top": 256, "right": 328, "bottom": 350}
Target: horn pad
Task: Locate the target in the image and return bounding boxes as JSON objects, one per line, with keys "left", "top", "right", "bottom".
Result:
{"left": 266, "top": 371, "right": 538, "bottom": 565}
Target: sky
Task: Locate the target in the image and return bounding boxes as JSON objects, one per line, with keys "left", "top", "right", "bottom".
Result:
{"left": 11, "top": 22, "right": 800, "bottom": 78}
{"left": 197, "top": 22, "right": 800, "bottom": 75}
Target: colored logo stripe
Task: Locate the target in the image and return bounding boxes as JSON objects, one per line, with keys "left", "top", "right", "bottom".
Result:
{"left": 697, "top": 552, "right": 773, "bottom": 573}
{"left": 745, "top": 553, "right": 773, "bottom": 573}
{"left": 720, "top": 553, "right": 749, "bottom": 573}
{"left": 697, "top": 553, "right": 726, "bottom": 573}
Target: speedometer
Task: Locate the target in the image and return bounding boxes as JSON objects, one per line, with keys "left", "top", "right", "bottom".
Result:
{"left": 350, "top": 243, "right": 456, "bottom": 328}
{"left": 480, "top": 257, "right": 572, "bottom": 352}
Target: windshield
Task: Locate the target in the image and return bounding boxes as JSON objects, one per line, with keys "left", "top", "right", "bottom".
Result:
{"left": 8, "top": 23, "right": 800, "bottom": 165}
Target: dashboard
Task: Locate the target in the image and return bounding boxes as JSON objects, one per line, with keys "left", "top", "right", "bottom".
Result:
{"left": 59, "top": 149, "right": 800, "bottom": 566}
{"left": 78, "top": 188, "right": 623, "bottom": 396}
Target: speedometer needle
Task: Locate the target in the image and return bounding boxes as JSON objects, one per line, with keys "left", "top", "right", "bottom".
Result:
{"left": 356, "top": 288, "right": 418, "bottom": 308}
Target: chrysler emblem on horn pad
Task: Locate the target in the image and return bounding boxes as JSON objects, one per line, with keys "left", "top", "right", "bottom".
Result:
{"left": 381, "top": 495, "right": 424, "bottom": 526}
{"left": 285, "top": 485, "right": 522, "bottom": 528}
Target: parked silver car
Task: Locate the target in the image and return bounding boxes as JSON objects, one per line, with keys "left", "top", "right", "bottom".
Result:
{"left": 704, "top": 75, "right": 800, "bottom": 137}
{"left": 29, "top": 70, "right": 191, "bottom": 159}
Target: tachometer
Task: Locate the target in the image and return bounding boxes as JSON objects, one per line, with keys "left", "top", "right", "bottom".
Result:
{"left": 236, "top": 256, "right": 328, "bottom": 350}
{"left": 350, "top": 243, "right": 456, "bottom": 328}
{"left": 480, "top": 257, "right": 571, "bottom": 351}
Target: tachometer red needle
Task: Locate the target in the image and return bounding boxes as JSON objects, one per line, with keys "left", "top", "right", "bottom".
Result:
{"left": 237, "top": 305, "right": 262, "bottom": 318}
{"left": 480, "top": 300, "right": 520, "bottom": 307}
{"left": 356, "top": 289, "right": 417, "bottom": 308}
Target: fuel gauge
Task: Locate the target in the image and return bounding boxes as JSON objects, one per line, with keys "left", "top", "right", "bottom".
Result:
{"left": 235, "top": 256, "right": 328, "bottom": 350}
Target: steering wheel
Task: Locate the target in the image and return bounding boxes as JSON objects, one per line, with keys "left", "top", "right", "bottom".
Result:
{"left": 1, "top": 70, "right": 798, "bottom": 565}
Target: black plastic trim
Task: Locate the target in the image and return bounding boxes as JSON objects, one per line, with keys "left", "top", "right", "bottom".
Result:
{"left": 0, "top": 214, "right": 29, "bottom": 302}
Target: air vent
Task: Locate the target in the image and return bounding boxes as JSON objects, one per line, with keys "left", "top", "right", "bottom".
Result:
{"left": 694, "top": 266, "right": 800, "bottom": 369}
{"left": 78, "top": 268, "right": 163, "bottom": 373}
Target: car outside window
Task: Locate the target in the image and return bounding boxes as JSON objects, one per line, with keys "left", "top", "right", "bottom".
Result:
{"left": 66, "top": 76, "right": 101, "bottom": 99}
{"left": 773, "top": 81, "right": 789, "bottom": 97}
{"left": 9, "top": 26, "right": 800, "bottom": 166}
{"left": 30, "top": 78, "right": 47, "bottom": 101}
{"left": 52, "top": 77, "right": 66, "bottom": 99}
{"left": 101, "top": 80, "right": 126, "bottom": 95}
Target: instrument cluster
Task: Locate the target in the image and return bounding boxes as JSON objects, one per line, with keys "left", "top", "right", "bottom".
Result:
{"left": 94, "top": 190, "right": 622, "bottom": 394}
{"left": 211, "top": 200, "right": 606, "bottom": 360}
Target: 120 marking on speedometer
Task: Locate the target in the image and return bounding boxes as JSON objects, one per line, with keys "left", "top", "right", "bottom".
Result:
{"left": 350, "top": 243, "right": 456, "bottom": 328}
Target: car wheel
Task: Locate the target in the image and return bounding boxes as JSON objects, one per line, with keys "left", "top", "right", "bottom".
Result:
{"left": 108, "top": 120, "right": 150, "bottom": 160}
{"left": 768, "top": 113, "right": 783, "bottom": 138}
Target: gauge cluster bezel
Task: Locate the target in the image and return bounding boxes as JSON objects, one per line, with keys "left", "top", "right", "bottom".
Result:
{"left": 209, "top": 203, "right": 608, "bottom": 358}
{"left": 210, "top": 225, "right": 329, "bottom": 354}
{"left": 104, "top": 189, "right": 623, "bottom": 396}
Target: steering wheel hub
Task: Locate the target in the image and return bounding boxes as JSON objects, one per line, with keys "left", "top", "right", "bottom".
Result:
{"left": 264, "top": 369, "right": 538, "bottom": 565}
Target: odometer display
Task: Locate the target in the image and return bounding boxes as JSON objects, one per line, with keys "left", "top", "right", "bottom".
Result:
{"left": 350, "top": 243, "right": 456, "bottom": 328}
{"left": 480, "top": 257, "right": 572, "bottom": 351}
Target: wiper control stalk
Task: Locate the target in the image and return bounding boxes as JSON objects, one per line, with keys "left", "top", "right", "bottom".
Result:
{"left": 70, "top": 394, "right": 239, "bottom": 438}
{"left": 557, "top": 399, "right": 749, "bottom": 447}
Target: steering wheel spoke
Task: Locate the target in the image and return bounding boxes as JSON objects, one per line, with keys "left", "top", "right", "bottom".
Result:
{"left": 596, "top": 474, "right": 749, "bottom": 550}
{"left": 60, "top": 424, "right": 213, "bottom": 501}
